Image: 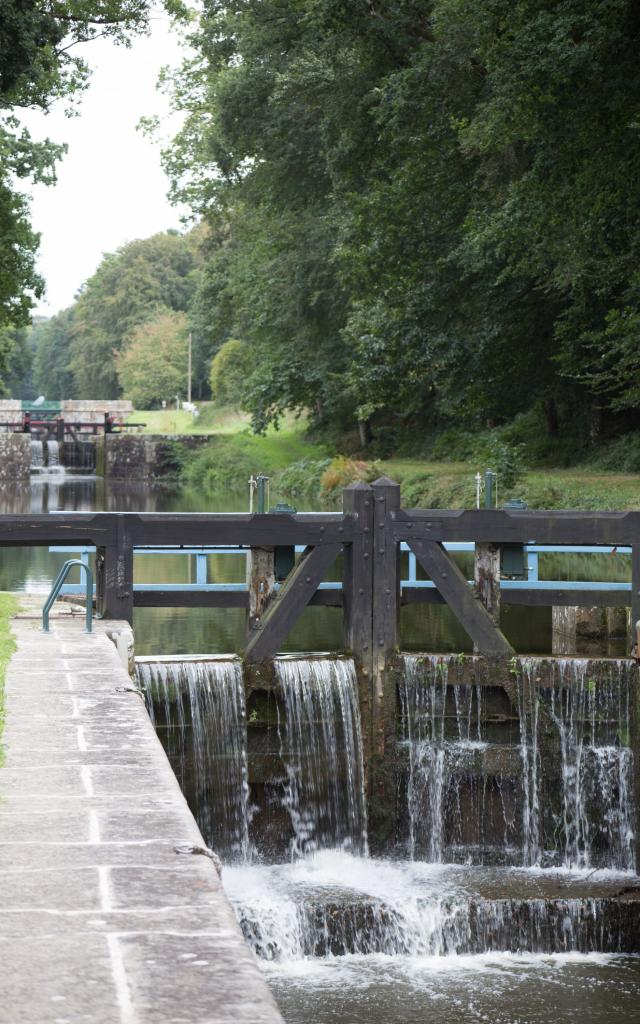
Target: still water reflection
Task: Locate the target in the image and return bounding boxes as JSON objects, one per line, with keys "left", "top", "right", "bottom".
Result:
{"left": 0, "top": 474, "right": 624, "bottom": 657}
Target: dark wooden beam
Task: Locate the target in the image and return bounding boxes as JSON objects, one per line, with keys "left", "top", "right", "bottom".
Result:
{"left": 370, "top": 477, "right": 401, "bottom": 845}
{"left": 395, "top": 509, "right": 640, "bottom": 546}
{"left": 633, "top": 543, "right": 640, "bottom": 636}
{"left": 0, "top": 512, "right": 353, "bottom": 548}
{"left": 342, "top": 483, "right": 373, "bottom": 666}
{"left": 244, "top": 543, "right": 342, "bottom": 663}
{"left": 103, "top": 516, "right": 133, "bottom": 624}
{"left": 406, "top": 537, "right": 514, "bottom": 656}
{"left": 503, "top": 588, "right": 631, "bottom": 608}
{"left": 128, "top": 512, "right": 354, "bottom": 548}
{"left": 401, "top": 587, "right": 633, "bottom": 607}
{"left": 134, "top": 590, "right": 249, "bottom": 608}
{"left": 133, "top": 589, "right": 342, "bottom": 609}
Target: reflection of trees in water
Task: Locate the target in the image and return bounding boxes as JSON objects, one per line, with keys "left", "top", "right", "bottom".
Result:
{"left": 0, "top": 478, "right": 102, "bottom": 515}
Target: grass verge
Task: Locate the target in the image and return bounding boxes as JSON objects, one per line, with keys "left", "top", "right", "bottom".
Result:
{"left": 381, "top": 461, "right": 640, "bottom": 510}
{"left": 0, "top": 593, "right": 18, "bottom": 752}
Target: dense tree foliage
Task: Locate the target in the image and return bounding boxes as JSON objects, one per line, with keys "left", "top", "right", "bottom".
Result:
{"left": 8, "top": 0, "right": 640, "bottom": 461}
{"left": 0, "top": 1, "right": 186, "bottom": 391}
{"left": 155, "top": 0, "right": 640, "bottom": 452}
{"left": 32, "top": 229, "right": 202, "bottom": 399}
{"left": 116, "top": 308, "right": 189, "bottom": 407}
{"left": 209, "top": 338, "right": 250, "bottom": 407}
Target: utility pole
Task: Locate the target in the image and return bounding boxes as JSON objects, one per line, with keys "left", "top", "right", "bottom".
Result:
{"left": 187, "top": 332, "right": 192, "bottom": 404}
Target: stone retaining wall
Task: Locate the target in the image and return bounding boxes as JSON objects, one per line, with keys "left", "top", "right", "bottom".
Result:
{"left": 99, "top": 434, "right": 211, "bottom": 480}
{"left": 0, "top": 433, "right": 31, "bottom": 481}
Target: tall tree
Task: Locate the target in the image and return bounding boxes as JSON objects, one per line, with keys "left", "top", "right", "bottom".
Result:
{"left": 0, "top": 1, "right": 186, "bottom": 332}
{"left": 163, "top": 0, "right": 640, "bottom": 449}
{"left": 32, "top": 229, "right": 203, "bottom": 398}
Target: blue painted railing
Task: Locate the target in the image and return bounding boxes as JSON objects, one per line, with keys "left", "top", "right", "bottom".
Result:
{"left": 43, "top": 559, "right": 93, "bottom": 632}
{"left": 49, "top": 542, "right": 632, "bottom": 598}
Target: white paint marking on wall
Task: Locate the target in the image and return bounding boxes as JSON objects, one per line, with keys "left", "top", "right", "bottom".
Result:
{"left": 77, "top": 726, "right": 87, "bottom": 752}
{"left": 66, "top": 672, "right": 75, "bottom": 691}
{"left": 62, "top": 657, "right": 70, "bottom": 669}
{"left": 107, "top": 933, "right": 138, "bottom": 1024}
{"left": 80, "top": 766, "right": 94, "bottom": 797}
{"left": 71, "top": 697, "right": 80, "bottom": 720}
{"left": 108, "top": 937, "right": 138, "bottom": 1024}
{"left": 98, "top": 866, "right": 113, "bottom": 913}
{"left": 89, "top": 810, "right": 101, "bottom": 845}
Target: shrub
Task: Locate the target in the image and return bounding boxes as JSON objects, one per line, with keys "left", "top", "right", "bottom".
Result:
{"left": 588, "top": 433, "right": 640, "bottom": 473}
{"left": 320, "top": 456, "right": 380, "bottom": 499}
{"left": 275, "top": 458, "right": 330, "bottom": 499}
{"left": 209, "top": 339, "right": 251, "bottom": 407}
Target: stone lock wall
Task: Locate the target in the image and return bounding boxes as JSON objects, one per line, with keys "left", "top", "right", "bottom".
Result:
{"left": 0, "top": 434, "right": 31, "bottom": 482}
{"left": 99, "top": 434, "right": 211, "bottom": 480}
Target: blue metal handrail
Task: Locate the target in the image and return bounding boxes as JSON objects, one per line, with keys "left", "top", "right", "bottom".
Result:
{"left": 47, "top": 542, "right": 633, "bottom": 600}
{"left": 43, "top": 559, "right": 93, "bottom": 633}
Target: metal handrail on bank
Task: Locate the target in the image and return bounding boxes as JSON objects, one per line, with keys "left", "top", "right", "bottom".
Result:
{"left": 42, "top": 559, "right": 93, "bottom": 633}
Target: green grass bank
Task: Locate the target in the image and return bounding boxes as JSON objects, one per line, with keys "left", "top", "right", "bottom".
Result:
{"left": 130, "top": 405, "right": 640, "bottom": 510}
{"left": 0, "top": 593, "right": 18, "bottom": 751}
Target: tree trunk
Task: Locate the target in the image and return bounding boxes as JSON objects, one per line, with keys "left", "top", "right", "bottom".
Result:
{"left": 357, "top": 418, "right": 372, "bottom": 448}
{"left": 543, "top": 397, "right": 559, "bottom": 437}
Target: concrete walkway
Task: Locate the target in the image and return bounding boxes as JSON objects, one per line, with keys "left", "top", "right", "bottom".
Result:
{"left": 0, "top": 610, "right": 283, "bottom": 1024}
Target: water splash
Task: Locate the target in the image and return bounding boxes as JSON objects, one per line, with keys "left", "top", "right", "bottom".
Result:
{"left": 137, "top": 659, "right": 251, "bottom": 861}
{"left": 224, "top": 852, "right": 636, "bottom": 962}
{"left": 274, "top": 657, "right": 368, "bottom": 857}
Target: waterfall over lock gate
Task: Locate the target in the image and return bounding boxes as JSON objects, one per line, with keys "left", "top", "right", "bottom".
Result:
{"left": 46, "top": 439, "right": 61, "bottom": 469}
{"left": 399, "top": 655, "right": 636, "bottom": 870}
{"left": 226, "top": 855, "right": 639, "bottom": 962}
{"left": 274, "top": 657, "right": 368, "bottom": 857}
{"left": 138, "top": 655, "right": 369, "bottom": 861}
{"left": 137, "top": 659, "right": 251, "bottom": 861}
{"left": 138, "top": 650, "right": 640, "bottom": 987}
{"left": 30, "top": 439, "right": 64, "bottom": 474}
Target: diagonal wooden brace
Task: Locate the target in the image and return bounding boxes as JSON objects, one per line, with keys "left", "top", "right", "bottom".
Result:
{"left": 244, "top": 542, "right": 342, "bottom": 663}
{"left": 406, "top": 537, "right": 514, "bottom": 656}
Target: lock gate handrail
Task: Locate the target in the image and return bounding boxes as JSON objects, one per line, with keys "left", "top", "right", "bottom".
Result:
{"left": 42, "top": 559, "right": 93, "bottom": 633}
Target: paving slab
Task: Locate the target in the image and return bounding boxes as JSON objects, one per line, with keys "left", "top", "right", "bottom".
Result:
{"left": 0, "top": 614, "right": 283, "bottom": 1024}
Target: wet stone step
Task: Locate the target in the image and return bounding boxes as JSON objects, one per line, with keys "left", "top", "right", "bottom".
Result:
{"left": 235, "top": 886, "right": 640, "bottom": 961}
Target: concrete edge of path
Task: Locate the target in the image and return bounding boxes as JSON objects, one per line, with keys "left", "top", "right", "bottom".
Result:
{"left": 0, "top": 612, "right": 284, "bottom": 1024}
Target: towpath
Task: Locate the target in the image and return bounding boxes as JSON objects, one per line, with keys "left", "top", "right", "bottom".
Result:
{"left": 0, "top": 605, "right": 282, "bottom": 1024}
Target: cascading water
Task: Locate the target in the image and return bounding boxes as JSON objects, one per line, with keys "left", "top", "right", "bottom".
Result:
{"left": 225, "top": 853, "right": 638, "bottom": 963}
{"left": 274, "top": 657, "right": 368, "bottom": 856}
{"left": 137, "top": 658, "right": 251, "bottom": 860}
{"left": 547, "top": 659, "right": 634, "bottom": 871}
{"left": 46, "top": 439, "right": 63, "bottom": 472}
{"left": 400, "top": 655, "right": 635, "bottom": 870}
{"left": 137, "top": 650, "right": 639, "bottom": 1022}
{"left": 518, "top": 658, "right": 541, "bottom": 866}
{"left": 400, "top": 655, "right": 448, "bottom": 861}
{"left": 400, "top": 655, "right": 497, "bottom": 863}
{"left": 30, "top": 438, "right": 65, "bottom": 474}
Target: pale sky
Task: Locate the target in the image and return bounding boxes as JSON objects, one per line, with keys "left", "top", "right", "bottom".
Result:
{"left": 19, "top": 11, "right": 189, "bottom": 317}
